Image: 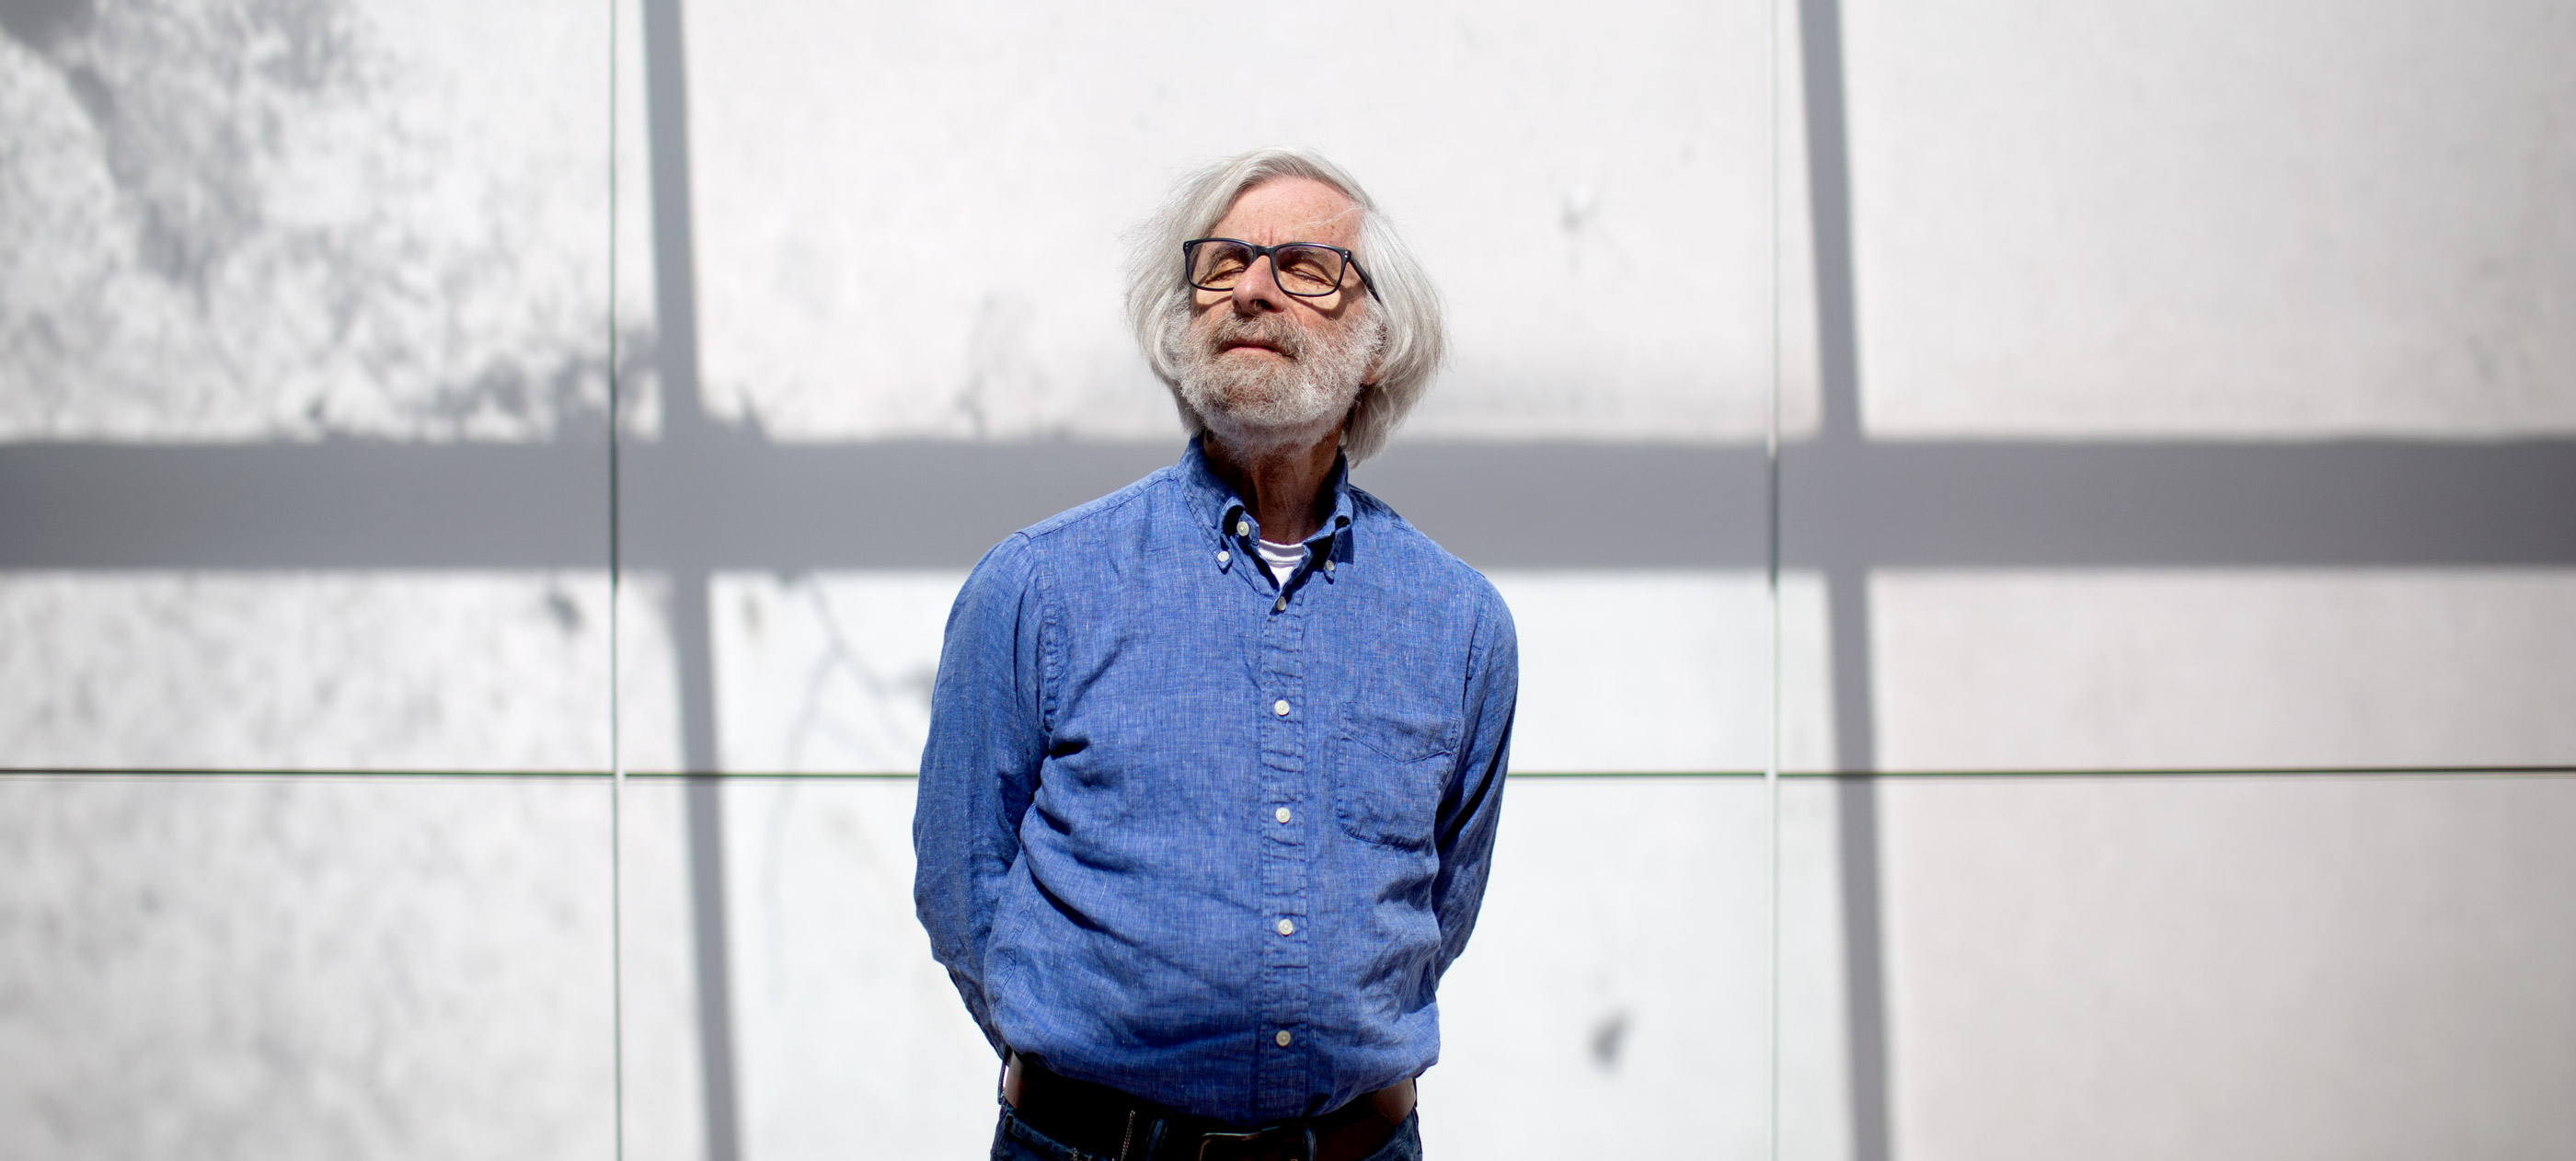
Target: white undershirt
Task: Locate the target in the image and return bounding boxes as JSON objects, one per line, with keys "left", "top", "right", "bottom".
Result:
{"left": 1255, "top": 538, "right": 1305, "bottom": 586}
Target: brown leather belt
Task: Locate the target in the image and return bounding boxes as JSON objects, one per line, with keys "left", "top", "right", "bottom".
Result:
{"left": 1003, "top": 1053, "right": 1414, "bottom": 1161}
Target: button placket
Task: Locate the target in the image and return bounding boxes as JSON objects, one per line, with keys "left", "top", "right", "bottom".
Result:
{"left": 1252, "top": 560, "right": 1312, "bottom": 1111}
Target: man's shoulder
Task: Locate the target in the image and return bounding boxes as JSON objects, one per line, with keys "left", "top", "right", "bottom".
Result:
{"left": 1344, "top": 485, "right": 1511, "bottom": 615}
{"left": 978, "top": 464, "right": 1181, "bottom": 569}
{"left": 1029, "top": 463, "right": 1179, "bottom": 539}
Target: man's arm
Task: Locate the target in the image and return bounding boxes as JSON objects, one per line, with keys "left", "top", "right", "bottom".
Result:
{"left": 914, "top": 535, "right": 1049, "bottom": 1054}
{"left": 1429, "top": 586, "right": 1517, "bottom": 979}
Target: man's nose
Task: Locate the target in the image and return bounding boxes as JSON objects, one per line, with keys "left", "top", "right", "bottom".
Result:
{"left": 1229, "top": 253, "right": 1287, "bottom": 314}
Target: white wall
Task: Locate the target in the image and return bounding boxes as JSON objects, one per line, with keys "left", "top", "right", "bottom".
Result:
{"left": 1, "top": 0, "right": 2570, "bottom": 1158}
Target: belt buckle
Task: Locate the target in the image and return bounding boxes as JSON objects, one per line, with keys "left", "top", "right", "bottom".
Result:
{"left": 1196, "top": 1122, "right": 1313, "bottom": 1161}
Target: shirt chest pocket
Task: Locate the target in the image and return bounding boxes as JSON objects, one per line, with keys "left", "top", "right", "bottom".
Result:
{"left": 1334, "top": 686, "right": 1459, "bottom": 850}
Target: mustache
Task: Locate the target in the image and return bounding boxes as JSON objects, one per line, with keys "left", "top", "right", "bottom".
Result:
{"left": 1203, "top": 315, "right": 1306, "bottom": 359}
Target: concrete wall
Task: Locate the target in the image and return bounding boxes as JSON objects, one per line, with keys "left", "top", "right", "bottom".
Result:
{"left": 2, "top": 0, "right": 2570, "bottom": 1158}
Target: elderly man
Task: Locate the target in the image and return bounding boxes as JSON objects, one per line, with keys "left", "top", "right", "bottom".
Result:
{"left": 915, "top": 147, "right": 1517, "bottom": 1161}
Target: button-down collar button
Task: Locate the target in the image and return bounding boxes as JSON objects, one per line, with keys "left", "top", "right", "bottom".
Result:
{"left": 1236, "top": 520, "right": 1251, "bottom": 537}
{"left": 1216, "top": 549, "right": 1230, "bottom": 565}
{"left": 1275, "top": 806, "right": 1292, "bottom": 824}
{"left": 1274, "top": 1029, "right": 1293, "bottom": 1047}
{"left": 1276, "top": 918, "right": 1295, "bottom": 937}
{"left": 1272, "top": 699, "right": 1291, "bottom": 717}
{"left": 1323, "top": 558, "right": 1335, "bottom": 571}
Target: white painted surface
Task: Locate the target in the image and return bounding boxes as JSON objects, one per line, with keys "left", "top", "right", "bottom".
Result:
{"left": 2, "top": 2, "right": 2570, "bottom": 1159}
{"left": 1869, "top": 569, "right": 2576, "bottom": 770}
{"left": 1879, "top": 773, "right": 2576, "bottom": 1161}
{"left": 0, "top": 776, "right": 617, "bottom": 1160}
{"left": 615, "top": 572, "right": 689, "bottom": 774}
{"left": 680, "top": 0, "right": 1808, "bottom": 444}
{"left": 1427, "top": 778, "right": 1771, "bottom": 1157}
{"left": 1775, "top": 778, "right": 1860, "bottom": 1161}
{"left": 1841, "top": 0, "right": 2576, "bottom": 438}
{"left": 1432, "top": 777, "right": 1864, "bottom": 1160}
{"left": 707, "top": 778, "right": 1008, "bottom": 1159}
{"left": 1492, "top": 570, "right": 1836, "bottom": 772}
{"left": 614, "top": 0, "right": 664, "bottom": 440}
{"left": 0, "top": 572, "right": 626, "bottom": 771}
{"left": 0, "top": 0, "right": 614, "bottom": 442}
{"left": 707, "top": 570, "right": 961, "bottom": 774}
{"left": 614, "top": 779, "right": 711, "bottom": 1161}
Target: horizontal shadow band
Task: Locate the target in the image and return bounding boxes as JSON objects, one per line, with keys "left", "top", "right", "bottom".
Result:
{"left": 6, "top": 766, "right": 2571, "bottom": 780}
{"left": 2, "top": 437, "right": 2570, "bottom": 570}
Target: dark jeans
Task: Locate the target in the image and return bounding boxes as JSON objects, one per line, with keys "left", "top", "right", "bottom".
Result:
{"left": 990, "top": 1105, "right": 1424, "bottom": 1161}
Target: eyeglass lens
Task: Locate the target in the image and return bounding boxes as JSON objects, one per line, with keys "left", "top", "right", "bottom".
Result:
{"left": 1190, "top": 241, "right": 1350, "bottom": 297}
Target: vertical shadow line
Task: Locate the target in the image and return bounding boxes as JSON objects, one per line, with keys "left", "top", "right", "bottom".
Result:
{"left": 1765, "top": 0, "right": 1785, "bottom": 1153}
{"left": 607, "top": 3, "right": 627, "bottom": 1158}
{"left": 1800, "top": 0, "right": 1892, "bottom": 1157}
{"left": 1831, "top": 769, "right": 1890, "bottom": 1161}
{"left": 1800, "top": 0, "right": 1863, "bottom": 450}
{"left": 672, "top": 571, "right": 736, "bottom": 1161}
{"left": 641, "top": 2, "right": 740, "bottom": 1160}
{"left": 1765, "top": 2, "right": 1785, "bottom": 1155}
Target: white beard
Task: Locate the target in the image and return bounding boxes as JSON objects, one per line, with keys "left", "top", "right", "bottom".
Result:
{"left": 1171, "top": 305, "right": 1383, "bottom": 457}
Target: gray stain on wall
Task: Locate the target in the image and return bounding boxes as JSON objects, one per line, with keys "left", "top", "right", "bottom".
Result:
{"left": 0, "top": 0, "right": 612, "bottom": 441}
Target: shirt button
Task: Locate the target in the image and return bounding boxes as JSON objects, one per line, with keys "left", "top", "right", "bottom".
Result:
{"left": 1273, "top": 596, "right": 1287, "bottom": 612}
{"left": 1275, "top": 1029, "right": 1293, "bottom": 1048}
{"left": 1272, "top": 699, "right": 1291, "bottom": 717}
{"left": 1236, "top": 520, "right": 1251, "bottom": 536}
{"left": 1274, "top": 806, "right": 1292, "bottom": 824}
{"left": 1216, "top": 549, "right": 1230, "bottom": 565}
{"left": 1324, "top": 558, "right": 1335, "bottom": 571}
{"left": 1276, "top": 918, "right": 1295, "bottom": 936}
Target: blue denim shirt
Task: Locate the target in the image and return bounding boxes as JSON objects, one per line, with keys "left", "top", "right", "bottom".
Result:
{"left": 914, "top": 437, "right": 1517, "bottom": 1125}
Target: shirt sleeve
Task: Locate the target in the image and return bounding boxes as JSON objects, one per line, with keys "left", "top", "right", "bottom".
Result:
{"left": 913, "top": 534, "right": 1050, "bottom": 1055}
{"left": 1429, "top": 582, "right": 1518, "bottom": 981}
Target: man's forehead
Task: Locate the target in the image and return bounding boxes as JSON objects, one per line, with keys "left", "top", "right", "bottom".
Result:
{"left": 1211, "top": 177, "right": 1362, "bottom": 247}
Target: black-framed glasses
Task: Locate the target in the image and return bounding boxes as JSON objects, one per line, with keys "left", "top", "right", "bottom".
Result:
{"left": 1182, "top": 238, "right": 1381, "bottom": 303}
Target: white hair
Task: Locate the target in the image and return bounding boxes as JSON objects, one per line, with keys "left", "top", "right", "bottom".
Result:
{"left": 1123, "top": 146, "right": 1446, "bottom": 464}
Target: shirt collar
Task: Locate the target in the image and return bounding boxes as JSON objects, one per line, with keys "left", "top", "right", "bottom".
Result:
{"left": 1179, "top": 434, "right": 1356, "bottom": 548}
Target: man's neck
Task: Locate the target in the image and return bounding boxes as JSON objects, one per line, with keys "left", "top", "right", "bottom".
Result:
{"left": 1202, "top": 428, "right": 1341, "bottom": 545}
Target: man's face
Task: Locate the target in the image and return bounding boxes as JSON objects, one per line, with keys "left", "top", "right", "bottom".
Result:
{"left": 1172, "top": 177, "right": 1383, "bottom": 452}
